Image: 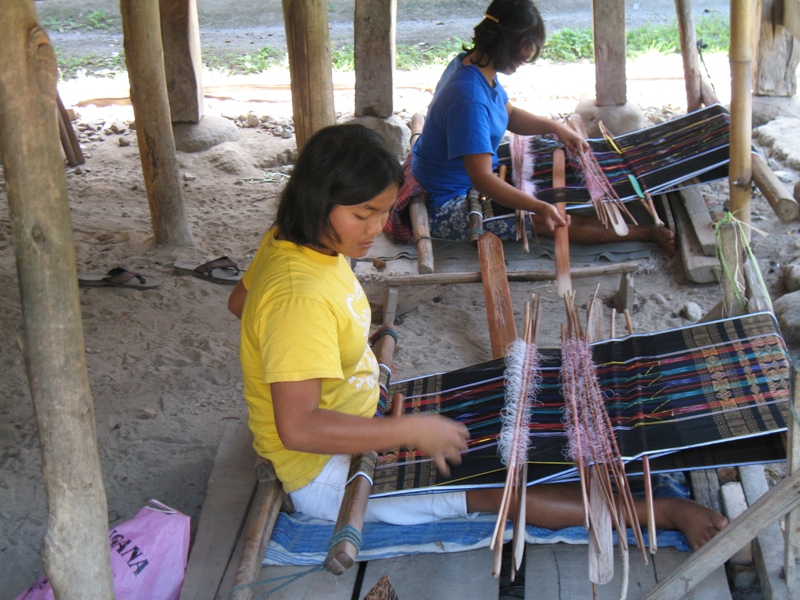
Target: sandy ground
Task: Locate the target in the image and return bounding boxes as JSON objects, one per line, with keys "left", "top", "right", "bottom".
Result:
{"left": 2, "top": 49, "right": 799, "bottom": 597}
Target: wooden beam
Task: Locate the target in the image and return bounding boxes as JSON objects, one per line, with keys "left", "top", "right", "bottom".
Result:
{"left": 642, "top": 469, "right": 800, "bottom": 599}
{"left": 281, "top": 0, "right": 336, "bottom": 149}
{"left": 751, "top": 152, "right": 800, "bottom": 222}
{"left": 159, "top": 0, "right": 204, "bottom": 123}
{"left": 383, "top": 262, "right": 639, "bottom": 287}
{"left": 121, "top": 0, "right": 195, "bottom": 245}
{"left": 0, "top": 3, "right": 114, "bottom": 597}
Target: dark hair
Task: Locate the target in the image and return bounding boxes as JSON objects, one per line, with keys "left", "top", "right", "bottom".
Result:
{"left": 465, "top": 0, "right": 546, "bottom": 73}
{"left": 275, "top": 123, "right": 404, "bottom": 247}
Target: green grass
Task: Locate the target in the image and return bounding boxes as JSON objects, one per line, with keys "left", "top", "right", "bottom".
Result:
{"left": 543, "top": 16, "right": 730, "bottom": 62}
{"left": 51, "top": 15, "right": 730, "bottom": 80}
{"left": 42, "top": 9, "right": 117, "bottom": 33}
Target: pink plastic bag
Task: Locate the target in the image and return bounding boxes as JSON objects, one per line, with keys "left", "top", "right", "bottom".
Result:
{"left": 15, "top": 499, "right": 191, "bottom": 600}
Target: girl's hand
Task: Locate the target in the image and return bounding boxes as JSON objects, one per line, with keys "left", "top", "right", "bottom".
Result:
{"left": 554, "top": 124, "right": 589, "bottom": 155}
{"left": 530, "top": 199, "right": 569, "bottom": 232}
{"left": 411, "top": 415, "right": 470, "bottom": 476}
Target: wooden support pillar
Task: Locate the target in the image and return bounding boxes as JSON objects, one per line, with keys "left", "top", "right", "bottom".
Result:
{"left": 159, "top": 0, "right": 204, "bottom": 123}
{"left": 755, "top": 0, "right": 800, "bottom": 96}
{"left": 592, "top": 0, "right": 626, "bottom": 106}
{"left": 0, "top": 3, "right": 115, "bottom": 598}
{"left": 729, "top": 0, "right": 754, "bottom": 235}
{"left": 121, "top": 0, "right": 194, "bottom": 246}
{"left": 675, "top": 0, "right": 702, "bottom": 111}
{"left": 354, "top": 0, "right": 396, "bottom": 118}
{"left": 282, "top": 0, "right": 336, "bottom": 150}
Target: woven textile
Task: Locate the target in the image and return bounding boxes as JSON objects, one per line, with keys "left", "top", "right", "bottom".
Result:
{"left": 371, "top": 312, "right": 791, "bottom": 496}
{"left": 499, "top": 103, "right": 731, "bottom": 210}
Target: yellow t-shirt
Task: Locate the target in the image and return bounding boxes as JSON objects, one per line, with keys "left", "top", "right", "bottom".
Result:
{"left": 240, "top": 228, "right": 379, "bottom": 492}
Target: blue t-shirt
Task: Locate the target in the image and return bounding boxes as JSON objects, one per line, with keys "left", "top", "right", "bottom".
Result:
{"left": 412, "top": 53, "right": 509, "bottom": 208}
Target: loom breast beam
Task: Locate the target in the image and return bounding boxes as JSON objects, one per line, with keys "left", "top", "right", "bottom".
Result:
{"left": 552, "top": 149, "right": 573, "bottom": 297}
{"left": 323, "top": 322, "right": 402, "bottom": 576}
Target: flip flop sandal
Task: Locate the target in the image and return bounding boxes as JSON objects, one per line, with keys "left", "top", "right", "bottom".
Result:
{"left": 78, "top": 267, "right": 162, "bottom": 290}
{"left": 173, "top": 256, "right": 242, "bottom": 285}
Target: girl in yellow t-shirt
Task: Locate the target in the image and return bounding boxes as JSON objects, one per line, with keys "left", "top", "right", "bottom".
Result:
{"left": 229, "top": 122, "right": 727, "bottom": 547}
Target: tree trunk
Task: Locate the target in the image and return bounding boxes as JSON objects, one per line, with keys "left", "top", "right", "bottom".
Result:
{"left": 282, "top": 0, "right": 336, "bottom": 149}
{"left": 0, "top": 2, "right": 115, "bottom": 598}
{"left": 121, "top": 0, "right": 194, "bottom": 245}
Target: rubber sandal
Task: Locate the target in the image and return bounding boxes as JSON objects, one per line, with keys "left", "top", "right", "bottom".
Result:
{"left": 78, "top": 267, "right": 162, "bottom": 290}
{"left": 173, "top": 256, "right": 242, "bottom": 285}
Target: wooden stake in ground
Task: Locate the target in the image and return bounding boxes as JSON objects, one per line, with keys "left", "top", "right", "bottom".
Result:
{"left": 0, "top": 3, "right": 114, "bottom": 597}
{"left": 121, "top": 0, "right": 194, "bottom": 246}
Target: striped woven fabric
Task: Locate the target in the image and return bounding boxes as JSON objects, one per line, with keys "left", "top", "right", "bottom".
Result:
{"left": 371, "top": 312, "right": 791, "bottom": 496}
{"left": 498, "top": 103, "right": 731, "bottom": 210}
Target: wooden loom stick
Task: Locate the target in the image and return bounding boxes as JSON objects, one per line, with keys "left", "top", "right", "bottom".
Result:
{"left": 552, "top": 149, "right": 572, "bottom": 297}
{"left": 323, "top": 323, "right": 401, "bottom": 575}
{"left": 479, "top": 231, "right": 517, "bottom": 359}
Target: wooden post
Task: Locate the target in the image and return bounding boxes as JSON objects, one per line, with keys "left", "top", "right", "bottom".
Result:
{"left": 718, "top": 221, "right": 746, "bottom": 318}
{"left": 0, "top": 3, "right": 115, "bottom": 598}
{"left": 675, "top": 0, "right": 704, "bottom": 111}
{"left": 121, "top": 0, "right": 194, "bottom": 246}
{"left": 159, "top": 0, "right": 204, "bottom": 123}
{"left": 282, "top": 0, "right": 336, "bottom": 150}
{"left": 751, "top": 152, "right": 800, "bottom": 221}
{"left": 354, "top": 0, "right": 396, "bottom": 118}
{"left": 592, "top": 0, "right": 626, "bottom": 106}
{"left": 729, "top": 0, "right": 754, "bottom": 235}
{"left": 755, "top": 0, "right": 800, "bottom": 96}
{"left": 786, "top": 365, "right": 800, "bottom": 596}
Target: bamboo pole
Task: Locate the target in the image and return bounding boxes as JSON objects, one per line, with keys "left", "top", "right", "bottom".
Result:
{"left": 729, "top": 0, "right": 754, "bottom": 236}
{"left": 282, "top": 0, "right": 336, "bottom": 150}
{"left": 0, "top": 2, "right": 114, "bottom": 598}
{"left": 121, "top": 0, "right": 194, "bottom": 246}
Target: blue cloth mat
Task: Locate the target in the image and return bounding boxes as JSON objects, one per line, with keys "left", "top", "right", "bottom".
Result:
{"left": 263, "top": 474, "right": 692, "bottom": 566}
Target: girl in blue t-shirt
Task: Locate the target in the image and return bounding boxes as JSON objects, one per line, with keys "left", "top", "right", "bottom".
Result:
{"left": 401, "top": 0, "right": 675, "bottom": 254}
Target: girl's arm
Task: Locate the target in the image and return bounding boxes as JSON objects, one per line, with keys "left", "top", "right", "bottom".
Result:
{"left": 271, "top": 379, "right": 470, "bottom": 475}
{"left": 506, "top": 103, "right": 588, "bottom": 154}
{"left": 462, "top": 152, "right": 567, "bottom": 230}
{"left": 228, "top": 280, "right": 248, "bottom": 319}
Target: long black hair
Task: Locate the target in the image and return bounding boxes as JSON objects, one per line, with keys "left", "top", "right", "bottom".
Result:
{"left": 465, "top": 0, "right": 546, "bottom": 73}
{"left": 275, "top": 123, "right": 404, "bottom": 247}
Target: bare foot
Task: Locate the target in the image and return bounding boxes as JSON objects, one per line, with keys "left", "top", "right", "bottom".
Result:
{"left": 650, "top": 225, "right": 676, "bottom": 256}
{"left": 655, "top": 497, "right": 728, "bottom": 551}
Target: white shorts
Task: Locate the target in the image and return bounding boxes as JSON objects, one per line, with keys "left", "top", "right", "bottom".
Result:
{"left": 289, "top": 454, "right": 471, "bottom": 525}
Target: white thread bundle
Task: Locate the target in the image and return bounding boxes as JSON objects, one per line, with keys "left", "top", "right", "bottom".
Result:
{"left": 500, "top": 338, "right": 542, "bottom": 467}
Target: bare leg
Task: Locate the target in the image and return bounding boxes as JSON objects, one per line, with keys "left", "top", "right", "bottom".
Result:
{"left": 466, "top": 482, "right": 727, "bottom": 551}
{"left": 529, "top": 212, "right": 676, "bottom": 255}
